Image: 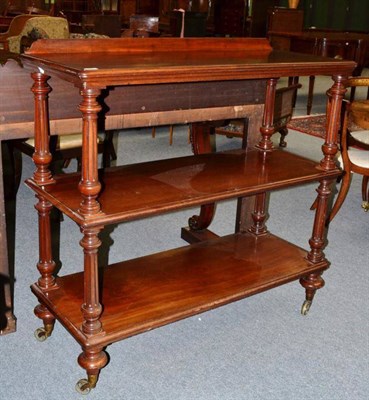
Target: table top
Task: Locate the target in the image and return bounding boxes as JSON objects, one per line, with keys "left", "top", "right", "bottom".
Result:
{"left": 268, "top": 30, "right": 369, "bottom": 41}
{"left": 21, "top": 38, "right": 355, "bottom": 87}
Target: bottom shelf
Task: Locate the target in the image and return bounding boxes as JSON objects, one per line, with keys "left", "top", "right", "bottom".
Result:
{"left": 31, "top": 232, "right": 328, "bottom": 347}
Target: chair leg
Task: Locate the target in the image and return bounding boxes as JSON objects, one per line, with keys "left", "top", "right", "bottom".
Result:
{"left": 102, "top": 131, "right": 117, "bottom": 168}
{"left": 278, "top": 127, "right": 288, "bottom": 148}
{"left": 361, "top": 176, "right": 369, "bottom": 211}
{"left": 169, "top": 125, "right": 174, "bottom": 145}
{"left": 307, "top": 75, "right": 315, "bottom": 115}
{"left": 329, "top": 171, "right": 352, "bottom": 221}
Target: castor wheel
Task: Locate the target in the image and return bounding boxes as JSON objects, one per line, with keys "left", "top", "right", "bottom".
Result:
{"left": 361, "top": 201, "right": 369, "bottom": 212}
{"left": 75, "top": 375, "right": 97, "bottom": 395}
{"left": 301, "top": 300, "right": 312, "bottom": 316}
{"left": 75, "top": 379, "right": 92, "bottom": 395}
{"left": 34, "top": 325, "right": 53, "bottom": 342}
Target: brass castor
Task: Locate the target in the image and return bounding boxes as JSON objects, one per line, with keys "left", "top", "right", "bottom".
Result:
{"left": 75, "top": 375, "right": 97, "bottom": 395}
{"left": 301, "top": 300, "right": 312, "bottom": 316}
{"left": 75, "top": 379, "right": 92, "bottom": 395}
{"left": 361, "top": 201, "right": 369, "bottom": 212}
{"left": 34, "top": 324, "right": 54, "bottom": 342}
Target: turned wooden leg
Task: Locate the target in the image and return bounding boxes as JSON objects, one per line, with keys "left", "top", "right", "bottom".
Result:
{"left": 80, "top": 227, "right": 104, "bottom": 336}
{"left": 300, "top": 179, "right": 332, "bottom": 314}
{"left": 307, "top": 75, "right": 315, "bottom": 115}
{"left": 278, "top": 127, "right": 288, "bottom": 148}
{"left": 300, "top": 273, "right": 325, "bottom": 315}
{"left": 34, "top": 195, "right": 58, "bottom": 339}
{"left": 361, "top": 176, "right": 369, "bottom": 212}
{"left": 76, "top": 347, "right": 108, "bottom": 394}
{"left": 34, "top": 304, "right": 55, "bottom": 341}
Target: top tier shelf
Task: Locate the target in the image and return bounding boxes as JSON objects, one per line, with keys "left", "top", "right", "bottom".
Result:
{"left": 21, "top": 38, "right": 355, "bottom": 87}
{"left": 25, "top": 148, "right": 341, "bottom": 228}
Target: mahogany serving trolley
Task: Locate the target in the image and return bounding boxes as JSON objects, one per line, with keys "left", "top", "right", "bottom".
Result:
{"left": 20, "top": 38, "right": 354, "bottom": 393}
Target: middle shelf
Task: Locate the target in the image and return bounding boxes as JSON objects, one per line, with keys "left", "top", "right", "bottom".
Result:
{"left": 25, "top": 148, "right": 341, "bottom": 227}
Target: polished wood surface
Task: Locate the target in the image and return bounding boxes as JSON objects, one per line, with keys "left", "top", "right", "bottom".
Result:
{"left": 26, "top": 148, "right": 340, "bottom": 226}
{"left": 32, "top": 232, "right": 328, "bottom": 347}
{"left": 23, "top": 38, "right": 352, "bottom": 83}
{"left": 19, "top": 37, "right": 354, "bottom": 392}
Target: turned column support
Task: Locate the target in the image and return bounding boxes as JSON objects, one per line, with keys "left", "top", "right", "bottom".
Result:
{"left": 249, "top": 192, "right": 268, "bottom": 236}
{"left": 80, "top": 226, "right": 103, "bottom": 336}
{"left": 34, "top": 194, "right": 58, "bottom": 290}
{"left": 257, "top": 78, "right": 279, "bottom": 151}
{"left": 308, "top": 179, "right": 332, "bottom": 263}
{"left": 320, "top": 75, "right": 347, "bottom": 171}
{"left": 33, "top": 193, "right": 58, "bottom": 339}
{"left": 31, "top": 71, "right": 54, "bottom": 185}
{"left": 78, "top": 87, "right": 102, "bottom": 216}
{"left": 300, "top": 178, "right": 333, "bottom": 314}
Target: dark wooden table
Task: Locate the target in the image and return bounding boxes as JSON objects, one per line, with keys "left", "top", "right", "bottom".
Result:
{"left": 268, "top": 30, "right": 369, "bottom": 113}
{"left": 19, "top": 37, "right": 353, "bottom": 393}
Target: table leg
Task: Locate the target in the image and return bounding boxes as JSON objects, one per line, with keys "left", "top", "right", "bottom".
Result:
{"left": 0, "top": 144, "right": 17, "bottom": 335}
{"left": 307, "top": 75, "right": 315, "bottom": 115}
{"left": 181, "top": 122, "right": 219, "bottom": 244}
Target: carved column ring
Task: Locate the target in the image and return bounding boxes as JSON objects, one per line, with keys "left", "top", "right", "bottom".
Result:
{"left": 32, "top": 151, "right": 53, "bottom": 166}
{"left": 321, "top": 143, "right": 338, "bottom": 156}
{"left": 78, "top": 180, "right": 102, "bottom": 198}
{"left": 78, "top": 87, "right": 102, "bottom": 114}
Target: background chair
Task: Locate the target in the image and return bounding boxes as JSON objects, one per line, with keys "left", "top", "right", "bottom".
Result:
{"left": 329, "top": 77, "right": 369, "bottom": 221}
{"left": 214, "top": 83, "right": 302, "bottom": 149}
{"left": 0, "top": 14, "right": 42, "bottom": 51}
{"left": 3, "top": 15, "right": 69, "bottom": 53}
{"left": 12, "top": 130, "right": 116, "bottom": 172}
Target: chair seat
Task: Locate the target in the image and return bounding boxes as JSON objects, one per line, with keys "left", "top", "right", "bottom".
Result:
{"left": 26, "top": 133, "right": 104, "bottom": 150}
{"left": 338, "top": 148, "right": 369, "bottom": 169}
{"left": 351, "top": 130, "right": 369, "bottom": 145}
